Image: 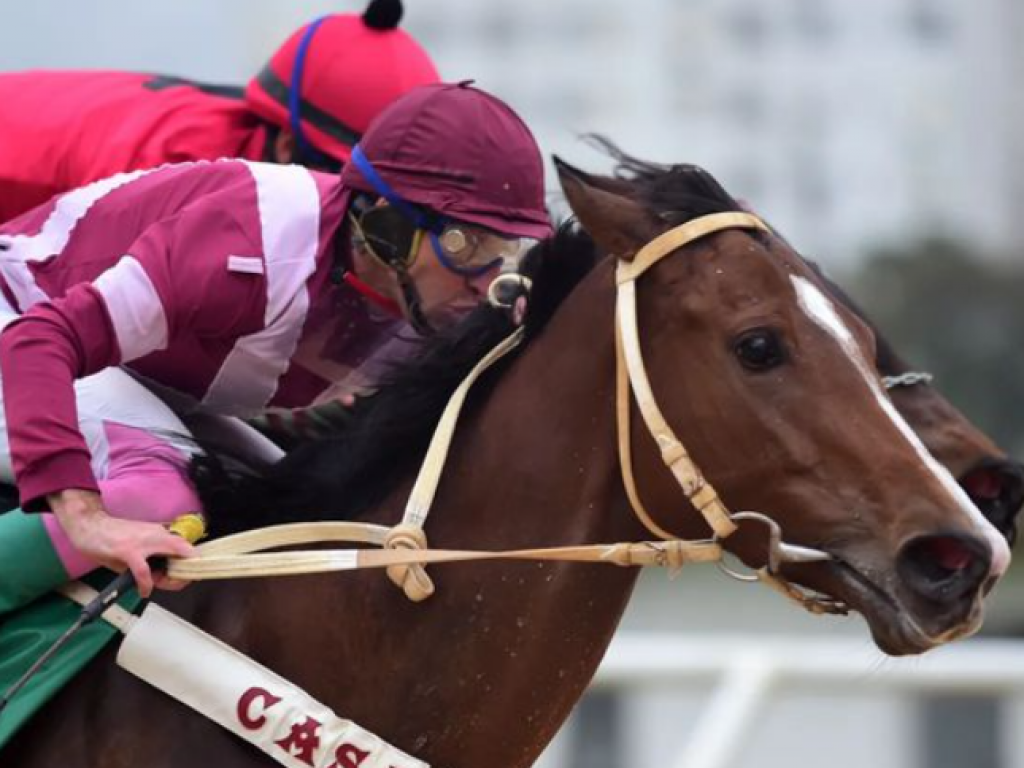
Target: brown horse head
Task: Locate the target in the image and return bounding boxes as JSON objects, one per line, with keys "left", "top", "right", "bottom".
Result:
{"left": 557, "top": 157, "right": 1010, "bottom": 656}
{"left": 580, "top": 136, "right": 1024, "bottom": 547}
{"left": 810, "top": 266, "right": 1024, "bottom": 546}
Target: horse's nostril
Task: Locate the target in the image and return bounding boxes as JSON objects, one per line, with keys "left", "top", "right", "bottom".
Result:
{"left": 962, "top": 468, "right": 1004, "bottom": 501}
{"left": 959, "top": 460, "right": 1024, "bottom": 545}
{"left": 928, "top": 536, "right": 974, "bottom": 571}
{"left": 897, "top": 533, "right": 991, "bottom": 605}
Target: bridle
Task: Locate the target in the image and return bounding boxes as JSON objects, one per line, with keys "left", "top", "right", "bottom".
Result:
{"left": 613, "top": 212, "right": 845, "bottom": 614}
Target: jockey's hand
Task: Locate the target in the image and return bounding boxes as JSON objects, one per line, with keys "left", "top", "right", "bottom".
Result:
{"left": 47, "top": 488, "right": 196, "bottom": 597}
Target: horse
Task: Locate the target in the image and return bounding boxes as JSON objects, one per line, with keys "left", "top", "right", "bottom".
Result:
{"left": 7, "top": 157, "right": 1012, "bottom": 768}
{"left": 583, "top": 139, "right": 1024, "bottom": 544}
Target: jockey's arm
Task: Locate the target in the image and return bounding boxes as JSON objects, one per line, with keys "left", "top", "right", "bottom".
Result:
{"left": 0, "top": 206, "right": 264, "bottom": 593}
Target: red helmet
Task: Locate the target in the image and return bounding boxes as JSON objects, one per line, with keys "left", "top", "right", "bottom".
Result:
{"left": 245, "top": 0, "right": 440, "bottom": 164}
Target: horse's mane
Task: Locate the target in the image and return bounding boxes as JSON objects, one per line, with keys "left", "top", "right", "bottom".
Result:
{"left": 584, "top": 136, "right": 743, "bottom": 224}
{"left": 194, "top": 142, "right": 744, "bottom": 536}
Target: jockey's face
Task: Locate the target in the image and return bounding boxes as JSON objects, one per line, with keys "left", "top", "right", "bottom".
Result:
{"left": 349, "top": 227, "right": 494, "bottom": 329}
{"left": 402, "top": 232, "right": 500, "bottom": 327}
{"left": 350, "top": 206, "right": 520, "bottom": 331}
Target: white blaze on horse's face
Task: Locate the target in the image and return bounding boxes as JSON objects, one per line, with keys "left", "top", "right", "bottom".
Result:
{"left": 789, "top": 275, "right": 1011, "bottom": 580}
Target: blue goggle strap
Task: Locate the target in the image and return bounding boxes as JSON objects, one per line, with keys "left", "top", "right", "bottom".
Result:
{"left": 352, "top": 146, "right": 500, "bottom": 277}
{"left": 350, "top": 146, "right": 435, "bottom": 229}
{"left": 289, "top": 17, "right": 338, "bottom": 168}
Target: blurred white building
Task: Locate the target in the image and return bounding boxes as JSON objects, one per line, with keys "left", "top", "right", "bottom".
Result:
{"left": 402, "top": 0, "right": 1021, "bottom": 265}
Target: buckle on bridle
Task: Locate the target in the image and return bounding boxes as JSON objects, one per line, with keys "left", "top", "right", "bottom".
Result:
{"left": 487, "top": 273, "right": 533, "bottom": 310}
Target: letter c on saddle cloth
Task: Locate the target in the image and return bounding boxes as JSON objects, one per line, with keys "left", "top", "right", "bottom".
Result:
{"left": 237, "top": 686, "right": 372, "bottom": 768}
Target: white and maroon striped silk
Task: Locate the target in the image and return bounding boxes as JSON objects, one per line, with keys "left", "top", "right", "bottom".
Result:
{"left": 0, "top": 160, "right": 348, "bottom": 507}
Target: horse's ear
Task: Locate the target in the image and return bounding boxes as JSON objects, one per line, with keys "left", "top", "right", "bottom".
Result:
{"left": 554, "top": 156, "right": 659, "bottom": 260}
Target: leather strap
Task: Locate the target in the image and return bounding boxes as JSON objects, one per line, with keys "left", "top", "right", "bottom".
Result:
{"left": 387, "top": 327, "right": 525, "bottom": 599}
{"left": 165, "top": 527, "right": 723, "bottom": 581}
{"left": 614, "top": 212, "right": 769, "bottom": 539}
{"left": 617, "top": 212, "right": 769, "bottom": 283}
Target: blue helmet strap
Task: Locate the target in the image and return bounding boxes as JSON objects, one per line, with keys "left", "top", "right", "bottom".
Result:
{"left": 350, "top": 146, "right": 436, "bottom": 228}
{"left": 288, "top": 17, "right": 339, "bottom": 169}
{"left": 351, "top": 146, "right": 498, "bottom": 279}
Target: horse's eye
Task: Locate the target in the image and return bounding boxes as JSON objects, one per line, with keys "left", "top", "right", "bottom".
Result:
{"left": 733, "top": 329, "right": 786, "bottom": 371}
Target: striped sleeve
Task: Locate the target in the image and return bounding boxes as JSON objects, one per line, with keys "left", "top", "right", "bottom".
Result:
{"left": 0, "top": 201, "right": 268, "bottom": 511}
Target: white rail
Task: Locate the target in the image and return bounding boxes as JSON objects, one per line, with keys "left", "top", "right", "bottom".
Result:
{"left": 588, "top": 634, "right": 1024, "bottom": 768}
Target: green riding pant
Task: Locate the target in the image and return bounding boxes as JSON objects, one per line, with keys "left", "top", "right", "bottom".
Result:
{"left": 0, "top": 509, "right": 68, "bottom": 616}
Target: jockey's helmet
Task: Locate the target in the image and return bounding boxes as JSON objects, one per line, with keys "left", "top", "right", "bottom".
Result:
{"left": 342, "top": 81, "right": 552, "bottom": 281}
{"left": 244, "top": 0, "right": 439, "bottom": 167}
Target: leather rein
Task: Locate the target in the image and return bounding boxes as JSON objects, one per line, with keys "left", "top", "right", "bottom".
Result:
{"left": 168, "top": 213, "right": 849, "bottom": 616}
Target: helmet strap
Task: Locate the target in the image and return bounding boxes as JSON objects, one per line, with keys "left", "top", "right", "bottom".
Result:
{"left": 288, "top": 16, "right": 339, "bottom": 168}
{"left": 350, "top": 146, "right": 435, "bottom": 229}
{"left": 346, "top": 205, "right": 434, "bottom": 333}
{"left": 339, "top": 271, "right": 403, "bottom": 316}
{"left": 391, "top": 262, "right": 436, "bottom": 336}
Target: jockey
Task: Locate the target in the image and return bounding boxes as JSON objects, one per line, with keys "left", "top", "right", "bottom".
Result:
{"left": 0, "top": 0, "right": 438, "bottom": 223}
{"left": 0, "top": 82, "right": 551, "bottom": 612}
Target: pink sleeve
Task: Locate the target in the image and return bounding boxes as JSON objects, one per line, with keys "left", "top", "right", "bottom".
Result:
{"left": 0, "top": 206, "right": 264, "bottom": 511}
{"left": 41, "top": 422, "right": 202, "bottom": 579}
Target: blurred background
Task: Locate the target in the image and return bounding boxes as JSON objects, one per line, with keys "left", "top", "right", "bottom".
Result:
{"left": 3, "top": 1, "right": 1023, "bottom": 766}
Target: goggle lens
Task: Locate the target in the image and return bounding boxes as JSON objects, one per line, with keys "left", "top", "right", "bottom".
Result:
{"left": 433, "top": 224, "right": 536, "bottom": 276}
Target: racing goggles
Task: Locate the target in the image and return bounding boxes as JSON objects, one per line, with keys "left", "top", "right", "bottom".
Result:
{"left": 351, "top": 145, "right": 534, "bottom": 278}
{"left": 428, "top": 223, "right": 535, "bottom": 278}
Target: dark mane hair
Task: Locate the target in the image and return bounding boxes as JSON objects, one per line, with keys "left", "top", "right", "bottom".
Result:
{"left": 194, "top": 145, "right": 749, "bottom": 536}
{"left": 193, "top": 222, "right": 600, "bottom": 535}
{"left": 584, "top": 136, "right": 744, "bottom": 225}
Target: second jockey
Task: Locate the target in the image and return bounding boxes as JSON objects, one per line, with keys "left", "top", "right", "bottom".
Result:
{"left": 0, "top": 82, "right": 551, "bottom": 611}
{"left": 0, "top": 0, "right": 438, "bottom": 223}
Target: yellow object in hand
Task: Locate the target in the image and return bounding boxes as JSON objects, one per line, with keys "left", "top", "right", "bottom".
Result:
{"left": 167, "top": 513, "right": 207, "bottom": 545}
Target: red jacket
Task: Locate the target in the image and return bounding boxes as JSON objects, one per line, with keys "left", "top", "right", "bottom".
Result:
{"left": 0, "top": 70, "right": 268, "bottom": 222}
